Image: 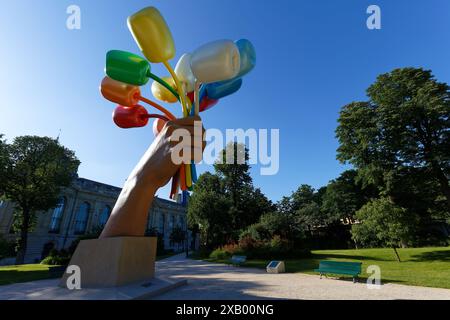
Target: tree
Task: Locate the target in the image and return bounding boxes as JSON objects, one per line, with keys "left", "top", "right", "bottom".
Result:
{"left": 0, "top": 136, "right": 80, "bottom": 264}
{"left": 259, "top": 212, "right": 293, "bottom": 239}
{"left": 277, "top": 184, "right": 316, "bottom": 215}
{"left": 295, "top": 202, "right": 324, "bottom": 231}
{"left": 187, "top": 172, "right": 233, "bottom": 248}
{"left": 275, "top": 184, "right": 325, "bottom": 234}
{"left": 321, "top": 170, "right": 376, "bottom": 224}
{"left": 336, "top": 68, "right": 450, "bottom": 208}
{"left": 240, "top": 186, "right": 275, "bottom": 228}
{"left": 0, "top": 135, "right": 8, "bottom": 195}
{"left": 188, "top": 144, "right": 273, "bottom": 248}
{"left": 214, "top": 142, "right": 252, "bottom": 208}
{"left": 351, "top": 197, "right": 418, "bottom": 262}
{"left": 291, "top": 184, "right": 316, "bottom": 212}
{"left": 277, "top": 195, "right": 294, "bottom": 215}
{"left": 170, "top": 225, "right": 186, "bottom": 249}
{"left": 214, "top": 142, "right": 273, "bottom": 230}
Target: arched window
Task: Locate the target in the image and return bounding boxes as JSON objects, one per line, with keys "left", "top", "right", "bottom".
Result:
{"left": 74, "top": 202, "right": 90, "bottom": 235}
{"left": 98, "top": 205, "right": 111, "bottom": 228}
{"left": 49, "top": 197, "right": 66, "bottom": 233}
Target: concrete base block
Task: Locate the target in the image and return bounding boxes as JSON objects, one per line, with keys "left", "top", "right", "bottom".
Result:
{"left": 60, "top": 237, "right": 157, "bottom": 288}
{"left": 0, "top": 277, "right": 187, "bottom": 300}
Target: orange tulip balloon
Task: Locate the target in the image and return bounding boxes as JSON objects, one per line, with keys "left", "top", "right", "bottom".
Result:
{"left": 100, "top": 76, "right": 140, "bottom": 107}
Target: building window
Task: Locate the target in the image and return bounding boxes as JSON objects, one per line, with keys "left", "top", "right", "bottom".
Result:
{"left": 159, "top": 213, "right": 165, "bottom": 234}
{"left": 98, "top": 205, "right": 111, "bottom": 228}
{"left": 169, "top": 215, "right": 175, "bottom": 230}
{"left": 49, "top": 197, "right": 66, "bottom": 233}
{"left": 179, "top": 216, "right": 185, "bottom": 229}
{"left": 74, "top": 202, "right": 90, "bottom": 235}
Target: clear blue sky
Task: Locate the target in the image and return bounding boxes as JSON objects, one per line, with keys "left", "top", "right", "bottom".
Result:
{"left": 1, "top": 0, "right": 449, "bottom": 202}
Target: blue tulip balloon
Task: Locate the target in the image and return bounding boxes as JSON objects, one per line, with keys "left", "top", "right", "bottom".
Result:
{"left": 199, "top": 39, "right": 254, "bottom": 101}
{"left": 234, "top": 39, "right": 256, "bottom": 78}
{"left": 205, "top": 78, "right": 243, "bottom": 100}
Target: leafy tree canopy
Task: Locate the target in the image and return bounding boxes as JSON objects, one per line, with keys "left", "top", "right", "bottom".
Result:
{"left": 0, "top": 135, "right": 80, "bottom": 264}
{"left": 336, "top": 68, "right": 449, "bottom": 208}
{"left": 351, "top": 197, "right": 418, "bottom": 261}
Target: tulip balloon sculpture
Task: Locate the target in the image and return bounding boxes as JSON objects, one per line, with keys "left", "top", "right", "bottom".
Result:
{"left": 100, "top": 6, "right": 256, "bottom": 200}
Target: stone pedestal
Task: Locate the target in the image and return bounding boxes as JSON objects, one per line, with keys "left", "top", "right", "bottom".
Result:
{"left": 60, "top": 237, "right": 157, "bottom": 288}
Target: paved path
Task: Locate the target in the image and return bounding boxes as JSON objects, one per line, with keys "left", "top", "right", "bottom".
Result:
{"left": 154, "top": 254, "right": 450, "bottom": 300}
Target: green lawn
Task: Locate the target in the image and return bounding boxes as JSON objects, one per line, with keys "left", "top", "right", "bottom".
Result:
{"left": 209, "top": 247, "right": 450, "bottom": 289}
{"left": 0, "top": 264, "right": 64, "bottom": 286}
{"left": 2, "top": 247, "right": 449, "bottom": 289}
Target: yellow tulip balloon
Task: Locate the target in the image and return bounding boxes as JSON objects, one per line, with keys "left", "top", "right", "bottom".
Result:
{"left": 151, "top": 76, "right": 178, "bottom": 103}
{"left": 127, "top": 7, "right": 175, "bottom": 63}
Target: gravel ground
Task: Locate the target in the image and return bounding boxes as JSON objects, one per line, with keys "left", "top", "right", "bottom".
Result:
{"left": 153, "top": 254, "right": 450, "bottom": 300}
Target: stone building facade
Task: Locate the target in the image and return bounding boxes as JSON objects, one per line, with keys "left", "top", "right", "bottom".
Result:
{"left": 0, "top": 178, "right": 192, "bottom": 264}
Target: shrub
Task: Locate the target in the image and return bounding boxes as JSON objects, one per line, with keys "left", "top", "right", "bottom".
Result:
{"left": 238, "top": 235, "right": 261, "bottom": 252}
{"left": 221, "top": 243, "right": 241, "bottom": 255}
{"left": 207, "top": 236, "right": 312, "bottom": 261}
{"left": 209, "top": 243, "right": 244, "bottom": 260}
{"left": 40, "top": 255, "right": 70, "bottom": 266}
{"left": 239, "top": 224, "right": 262, "bottom": 241}
{"left": 40, "top": 248, "right": 71, "bottom": 266}
{"left": 209, "top": 248, "right": 231, "bottom": 260}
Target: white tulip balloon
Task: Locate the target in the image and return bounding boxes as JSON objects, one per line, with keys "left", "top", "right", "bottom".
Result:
{"left": 190, "top": 40, "right": 240, "bottom": 84}
{"left": 174, "top": 53, "right": 196, "bottom": 93}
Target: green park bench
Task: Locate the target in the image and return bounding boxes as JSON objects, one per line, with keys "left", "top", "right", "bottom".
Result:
{"left": 315, "top": 260, "right": 362, "bottom": 283}
{"left": 230, "top": 255, "right": 247, "bottom": 266}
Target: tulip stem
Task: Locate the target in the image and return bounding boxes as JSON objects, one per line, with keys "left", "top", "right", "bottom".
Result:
{"left": 194, "top": 81, "right": 201, "bottom": 116}
{"left": 141, "top": 113, "right": 170, "bottom": 122}
{"left": 138, "top": 96, "right": 176, "bottom": 120}
{"left": 163, "top": 61, "right": 188, "bottom": 117}
{"left": 146, "top": 71, "right": 180, "bottom": 101}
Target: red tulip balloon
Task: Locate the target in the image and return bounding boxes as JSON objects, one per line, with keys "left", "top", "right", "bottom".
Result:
{"left": 113, "top": 105, "right": 149, "bottom": 128}
{"left": 187, "top": 91, "right": 218, "bottom": 112}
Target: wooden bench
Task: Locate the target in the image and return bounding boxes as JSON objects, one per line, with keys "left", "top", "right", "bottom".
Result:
{"left": 230, "top": 255, "right": 247, "bottom": 266}
{"left": 314, "top": 260, "right": 362, "bottom": 283}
